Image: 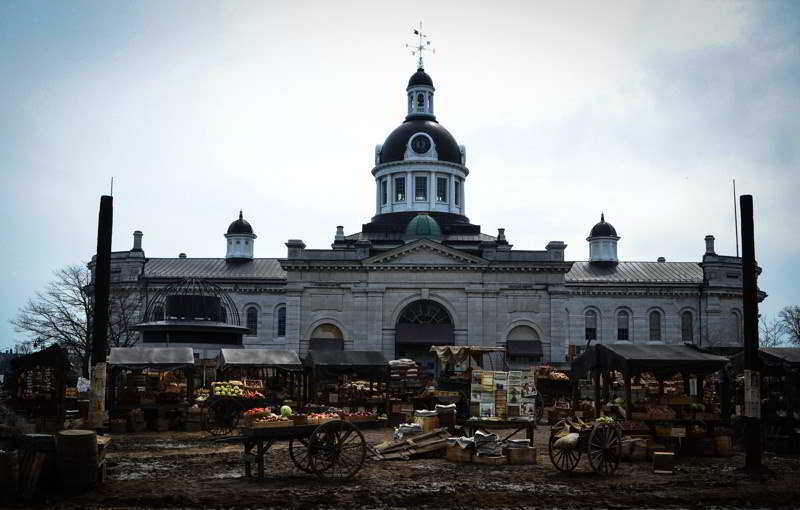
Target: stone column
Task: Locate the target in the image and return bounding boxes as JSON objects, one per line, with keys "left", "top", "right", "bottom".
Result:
{"left": 449, "top": 175, "right": 455, "bottom": 213}
{"left": 429, "top": 171, "right": 435, "bottom": 210}
{"left": 406, "top": 171, "right": 413, "bottom": 209}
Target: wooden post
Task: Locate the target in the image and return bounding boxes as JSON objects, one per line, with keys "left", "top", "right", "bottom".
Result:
{"left": 740, "top": 195, "right": 762, "bottom": 470}
{"left": 593, "top": 370, "right": 601, "bottom": 416}
{"left": 88, "top": 195, "right": 113, "bottom": 429}
{"left": 625, "top": 372, "right": 632, "bottom": 414}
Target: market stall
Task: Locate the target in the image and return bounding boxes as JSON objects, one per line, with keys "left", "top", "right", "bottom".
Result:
{"left": 204, "top": 348, "right": 305, "bottom": 435}
{"left": 107, "top": 347, "right": 195, "bottom": 432}
{"left": 6, "top": 345, "right": 70, "bottom": 433}
{"left": 304, "top": 350, "right": 389, "bottom": 416}
{"left": 571, "top": 343, "right": 731, "bottom": 456}
{"left": 730, "top": 347, "right": 800, "bottom": 453}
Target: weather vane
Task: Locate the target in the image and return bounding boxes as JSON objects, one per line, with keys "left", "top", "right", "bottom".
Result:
{"left": 405, "top": 22, "right": 435, "bottom": 70}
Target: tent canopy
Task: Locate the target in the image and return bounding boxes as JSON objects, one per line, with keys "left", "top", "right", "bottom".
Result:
{"left": 217, "top": 348, "right": 302, "bottom": 370}
{"left": 572, "top": 343, "right": 729, "bottom": 379}
{"left": 507, "top": 341, "right": 543, "bottom": 358}
{"left": 108, "top": 347, "right": 195, "bottom": 370}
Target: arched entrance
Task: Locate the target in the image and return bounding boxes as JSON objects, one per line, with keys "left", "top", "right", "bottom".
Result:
{"left": 395, "top": 300, "right": 454, "bottom": 376}
{"left": 309, "top": 323, "right": 344, "bottom": 351}
{"left": 505, "top": 324, "right": 543, "bottom": 370}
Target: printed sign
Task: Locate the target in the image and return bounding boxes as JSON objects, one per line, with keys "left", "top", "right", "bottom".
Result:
{"left": 743, "top": 369, "right": 760, "bottom": 418}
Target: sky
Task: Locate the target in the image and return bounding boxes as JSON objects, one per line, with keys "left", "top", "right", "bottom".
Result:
{"left": 0, "top": 0, "right": 798, "bottom": 350}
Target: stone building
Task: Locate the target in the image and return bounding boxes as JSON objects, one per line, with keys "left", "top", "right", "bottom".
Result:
{"left": 91, "top": 64, "right": 763, "bottom": 369}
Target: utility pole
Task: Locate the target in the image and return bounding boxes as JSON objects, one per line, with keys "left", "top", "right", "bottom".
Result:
{"left": 88, "top": 195, "right": 113, "bottom": 428}
{"left": 740, "top": 194, "right": 761, "bottom": 470}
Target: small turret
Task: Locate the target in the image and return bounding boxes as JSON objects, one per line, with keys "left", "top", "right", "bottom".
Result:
{"left": 225, "top": 211, "right": 256, "bottom": 262}
{"left": 587, "top": 213, "right": 620, "bottom": 264}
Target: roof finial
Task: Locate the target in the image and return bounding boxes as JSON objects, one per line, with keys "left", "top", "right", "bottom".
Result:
{"left": 601, "top": 212, "right": 605, "bottom": 222}
{"left": 239, "top": 210, "right": 243, "bottom": 220}
{"left": 405, "top": 22, "right": 435, "bottom": 70}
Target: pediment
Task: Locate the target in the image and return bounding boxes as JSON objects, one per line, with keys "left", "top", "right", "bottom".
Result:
{"left": 363, "top": 240, "right": 487, "bottom": 266}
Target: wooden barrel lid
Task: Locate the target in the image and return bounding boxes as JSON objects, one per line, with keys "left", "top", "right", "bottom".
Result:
{"left": 57, "top": 430, "right": 96, "bottom": 437}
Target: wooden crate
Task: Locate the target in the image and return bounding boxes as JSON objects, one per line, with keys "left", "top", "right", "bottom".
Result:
{"left": 414, "top": 416, "right": 438, "bottom": 433}
{"left": 446, "top": 445, "right": 473, "bottom": 463}
{"left": 473, "top": 455, "right": 507, "bottom": 465}
{"left": 653, "top": 451, "right": 675, "bottom": 474}
{"left": 655, "top": 426, "right": 686, "bottom": 438}
{"left": 507, "top": 447, "right": 537, "bottom": 465}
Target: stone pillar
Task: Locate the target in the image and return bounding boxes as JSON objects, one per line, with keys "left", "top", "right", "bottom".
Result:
{"left": 449, "top": 175, "right": 455, "bottom": 213}
{"left": 429, "top": 171, "right": 435, "bottom": 210}
{"left": 406, "top": 171, "right": 413, "bottom": 209}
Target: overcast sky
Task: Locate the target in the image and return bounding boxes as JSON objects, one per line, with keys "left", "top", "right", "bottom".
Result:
{"left": 1, "top": 0, "right": 798, "bottom": 350}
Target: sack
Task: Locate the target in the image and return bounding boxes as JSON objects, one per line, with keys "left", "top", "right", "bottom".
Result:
{"left": 552, "top": 432, "right": 580, "bottom": 450}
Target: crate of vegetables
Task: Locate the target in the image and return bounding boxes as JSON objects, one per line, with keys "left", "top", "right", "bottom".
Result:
{"left": 251, "top": 415, "right": 293, "bottom": 428}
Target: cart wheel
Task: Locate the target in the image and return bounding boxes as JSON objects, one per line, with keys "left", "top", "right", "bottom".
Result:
{"left": 308, "top": 420, "right": 366, "bottom": 480}
{"left": 289, "top": 438, "right": 314, "bottom": 473}
{"left": 548, "top": 432, "right": 581, "bottom": 472}
{"left": 205, "top": 398, "right": 241, "bottom": 436}
{"left": 587, "top": 423, "right": 621, "bottom": 475}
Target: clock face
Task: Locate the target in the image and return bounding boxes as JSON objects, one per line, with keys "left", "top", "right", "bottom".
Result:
{"left": 410, "top": 134, "right": 431, "bottom": 154}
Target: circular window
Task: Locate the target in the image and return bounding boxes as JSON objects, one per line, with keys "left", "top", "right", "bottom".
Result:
{"left": 410, "top": 134, "right": 431, "bottom": 154}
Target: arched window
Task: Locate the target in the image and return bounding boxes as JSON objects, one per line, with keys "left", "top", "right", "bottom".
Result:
{"left": 585, "top": 310, "right": 598, "bottom": 342}
{"left": 681, "top": 311, "right": 694, "bottom": 343}
{"left": 310, "top": 323, "right": 344, "bottom": 350}
{"left": 732, "top": 310, "right": 742, "bottom": 342}
{"left": 617, "top": 311, "right": 630, "bottom": 341}
{"left": 153, "top": 305, "right": 164, "bottom": 321}
{"left": 416, "top": 92, "right": 425, "bottom": 110}
{"left": 246, "top": 307, "right": 258, "bottom": 335}
{"left": 277, "top": 306, "right": 286, "bottom": 337}
{"left": 649, "top": 311, "right": 662, "bottom": 341}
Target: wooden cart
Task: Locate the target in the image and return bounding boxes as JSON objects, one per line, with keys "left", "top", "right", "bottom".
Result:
{"left": 203, "top": 395, "right": 268, "bottom": 435}
{"left": 548, "top": 420, "right": 622, "bottom": 475}
{"left": 242, "top": 420, "right": 368, "bottom": 480}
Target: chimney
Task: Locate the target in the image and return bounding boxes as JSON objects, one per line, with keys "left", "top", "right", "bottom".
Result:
{"left": 704, "top": 235, "right": 716, "bottom": 255}
{"left": 335, "top": 226, "right": 345, "bottom": 242}
{"left": 497, "top": 228, "right": 506, "bottom": 242}
{"left": 132, "top": 230, "right": 143, "bottom": 251}
{"left": 179, "top": 253, "right": 187, "bottom": 259}
{"left": 657, "top": 257, "right": 666, "bottom": 263}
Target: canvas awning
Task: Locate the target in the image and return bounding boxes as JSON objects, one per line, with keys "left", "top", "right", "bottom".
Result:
{"left": 309, "top": 338, "right": 344, "bottom": 351}
{"left": 217, "top": 348, "right": 302, "bottom": 370}
{"left": 507, "top": 340, "right": 543, "bottom": 358}
{"left": 730, "top": 347, "right": 800, "bottom": 374}
{"left": 430, "top": 346, "right": 506, "bottom": 366}
{"left": 572, "top": 343, "right": 728, "bottom": 379}
{"left": 304, "top": 350, "right": 389, "bottom": 379}
{"left": 108, "top": 347, "right": 195, "bottom": 370}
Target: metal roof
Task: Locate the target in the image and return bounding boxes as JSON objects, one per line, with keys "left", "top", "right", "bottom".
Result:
{"left": 217, "top": 348, "right": 302, "bottom": 370}
{"left": 761, "top": 347, "right": 800, "bottom": 365}
{"left": 566, "top": 261, "right": 702, "bottom": 284}
{"left": 144, "top": 258, "right": 286, "bottom": 280}
{"left": 108, "top": 347, "right": 195, "bottom": 369}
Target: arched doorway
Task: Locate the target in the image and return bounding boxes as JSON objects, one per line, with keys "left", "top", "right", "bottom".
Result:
{"left": 506, "top": 325, "right": 543, "bottom": 370}
{"left": 309, "top": 323, "right": 344, "bottom": 351}
{"left": 395, "top": 300, "right": 454, "bottom": 376}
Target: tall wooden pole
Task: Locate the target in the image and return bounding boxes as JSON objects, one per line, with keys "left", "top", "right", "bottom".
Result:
{"left": 88, "top": 195, "right": 113, "bottom": 428}
{"left": 740, "top": 194, "right": 761, "bottom": 470}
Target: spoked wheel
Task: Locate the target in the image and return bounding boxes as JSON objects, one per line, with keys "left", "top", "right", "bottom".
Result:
{"left": 307, "top": 420, "right": 366, "bottom": 480}
{"left": 204, "top": 398, "right": 241, "bottom": 436}
{"left": 288, "top": 438, "right": 314, "bottom": 473}
{"left": 548, "top": 433, "right": 581, "bottom": 472}
{"left": 587, "top": 423, "right": 622, "bottom": 475}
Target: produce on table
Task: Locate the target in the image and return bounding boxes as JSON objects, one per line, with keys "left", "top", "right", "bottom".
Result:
{"left": 244, "top": 407, "right": 272, "bottom": 418}
{"left": 619, "top": 420, "right": 648, "bottom": 431}
{"left": 596, "top": 415, "right": 615, "bottom": 424}
{"left": 280, "top": 405, "right": 293, "bottom": 417}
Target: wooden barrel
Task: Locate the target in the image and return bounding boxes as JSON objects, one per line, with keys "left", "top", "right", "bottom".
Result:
{"left": 0, "top": 449, "right": 19, "bottom": 493}
{"left": 56, "top": 430, "right": 97, "bottom": 488}
{"left": 713, "top": 435, "right": 732, "bottom": 456}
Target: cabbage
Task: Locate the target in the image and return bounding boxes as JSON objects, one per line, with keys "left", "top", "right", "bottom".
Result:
{"left": 280, "top": 405, "right": 293, "bottom": 417}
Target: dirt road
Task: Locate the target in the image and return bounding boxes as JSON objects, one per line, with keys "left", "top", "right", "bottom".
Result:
{"left": 15, "top": 428, "right": 800, "bottom": 508}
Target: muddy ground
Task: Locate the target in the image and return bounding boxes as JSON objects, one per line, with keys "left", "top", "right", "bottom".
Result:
{"left": 15, "top": 427, "right": 800, "bottom": 509}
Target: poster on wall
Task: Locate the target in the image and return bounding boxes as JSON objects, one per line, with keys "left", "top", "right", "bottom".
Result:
{"left": 507, "top": 371, "right": 523, "bottom": 417}
{"left": 479, "top": 403, "right": 495, "bottom": 418}
{"left": 519, "top": 370, "right": 538, "bottom": 418}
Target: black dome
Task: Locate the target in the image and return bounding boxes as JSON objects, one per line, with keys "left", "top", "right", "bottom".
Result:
{"left": 227, "top": 211, "right": 253, "bottom": 235}
{"left": 379, "top": 119, "right": 462, "bottom": 165}
{"left": 589, "top": 213, "right": 617, "bottom": 237}
{"left": 408, "top": 68, "right": 434, "bottom": 88}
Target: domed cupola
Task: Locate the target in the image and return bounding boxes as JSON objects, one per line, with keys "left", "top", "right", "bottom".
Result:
{"left": 405, "top": 213, "right": 442, "bottom": 240}
{"left": 225, "top": 211, "right": 256, "bottom": 262}
{"left": 587, "top": 213, "right": 620, "bottom": 264}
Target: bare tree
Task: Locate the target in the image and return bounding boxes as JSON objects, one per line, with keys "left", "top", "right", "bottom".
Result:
{"left": 759, "top": 316, "right": 786, "bottom": 348}
{"left": 778, "top": 305, "right": 800, "bottom": 345}
{"left": 10, "top": 264, "right": 141, "bottom": 377}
